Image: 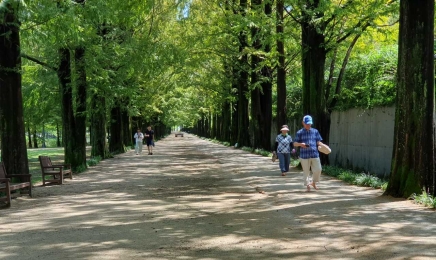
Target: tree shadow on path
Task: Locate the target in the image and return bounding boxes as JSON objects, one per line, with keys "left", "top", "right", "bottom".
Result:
{"left": 0, "top": 133, "right": 435, "bottom": 260}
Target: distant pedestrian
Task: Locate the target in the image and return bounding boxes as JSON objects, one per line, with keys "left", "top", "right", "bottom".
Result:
{"left": 134, "top": 129, "right": 144, "bottom": 155}
{"left": 144, "top": 126, "right": 155, "bottom": 155}
{"left": 273, "top": 125, "right": 293, "bottom": 176}
{"left": 293, "top": 115, "right": 325, "bottom": 191}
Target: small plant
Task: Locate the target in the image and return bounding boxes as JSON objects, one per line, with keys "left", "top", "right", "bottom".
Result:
{"left": 323, "top": 166, "right": 387, "bottom": 189}
{"left": 74, "top": 164, "right": 87, "bottom": 173}
{"left": 411, "top": 191, "right": 436, "bottom": 209}
{"left": 338, "top": 171, "right": 356, "bottom": 183}
{"left": 322, "top": 165, "right": 343, "bottom": 177}
{"left": 253, "top": 148, "right": 272, "bottom": 157}
{"left": 354, "top": 173, "right": 384, "bottom": 188}
{"left": 241, "top": 146, "right": 252, "bottom": 152}
{"left": 87, "top": 156, "right": 102, "bottom": 167}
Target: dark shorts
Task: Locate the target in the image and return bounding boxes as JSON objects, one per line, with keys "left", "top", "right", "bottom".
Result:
{"left": 146, "top": 139, "right": 153, "bottom": 146}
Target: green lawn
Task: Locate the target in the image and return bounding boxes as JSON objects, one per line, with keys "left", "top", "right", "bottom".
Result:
{"left": 26, "top": 147, "right": 92, "bottom": 184}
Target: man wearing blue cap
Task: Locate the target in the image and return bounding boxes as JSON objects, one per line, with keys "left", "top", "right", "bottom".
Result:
{"left": 293, "top": 115, "right": 325, "bottom": 191}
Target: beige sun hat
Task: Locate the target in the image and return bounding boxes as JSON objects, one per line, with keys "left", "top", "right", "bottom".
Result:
{"left": 318, "top": 143, "right": 331, "bottom": 155}
{"left": 280, "top": 127, "right": 289, "bottom": 131}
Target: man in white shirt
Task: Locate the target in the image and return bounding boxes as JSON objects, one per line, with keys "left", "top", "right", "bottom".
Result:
{"left": 133, "top": 129, "right": 144, "bottom": 155}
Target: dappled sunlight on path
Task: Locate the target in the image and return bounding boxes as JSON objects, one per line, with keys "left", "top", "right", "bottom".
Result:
{"left": 1, "top": 133, "right": 435, "bottom": 260}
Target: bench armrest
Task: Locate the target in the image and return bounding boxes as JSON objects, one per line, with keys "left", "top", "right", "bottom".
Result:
{"left": 5, "top": 174, "right": 32, "bottom": 178}
{"left": 0, "top": 178, "right": 10, "bottom": 183}
{"left": 42, "top": 166, "right": 63, "bottom": 169}
{"left": 51, "top": 164, "right": 71, "bottom": 169}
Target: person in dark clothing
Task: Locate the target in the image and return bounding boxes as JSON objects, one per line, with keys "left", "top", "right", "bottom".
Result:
{"left": 273, "top": 125, "right": 293, "bottom": 176}
{"left": 144, "top": 126, "right": 154, "bottom": 155}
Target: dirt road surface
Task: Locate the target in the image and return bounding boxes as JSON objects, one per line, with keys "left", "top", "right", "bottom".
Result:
{"left": 1, "top": 134, "right": 435, "bottom": 260}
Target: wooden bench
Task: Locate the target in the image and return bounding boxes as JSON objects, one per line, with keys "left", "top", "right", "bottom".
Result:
{"left": 175, "top": 132, "right": 184, "bottom": 137}
{"left": 0, "top": 162, "right": 32, "bottom": 207}
{"left": 38, "top": 156, "right": 72, "bottom": 186}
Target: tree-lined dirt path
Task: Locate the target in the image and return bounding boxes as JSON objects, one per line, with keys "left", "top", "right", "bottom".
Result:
{"left": 1, "top": 134, "right": 435, "bottom": 260}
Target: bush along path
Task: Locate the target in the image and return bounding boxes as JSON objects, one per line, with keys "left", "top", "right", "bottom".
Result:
{"left": 1, "top": 133, "right": 436, "bottom": 260}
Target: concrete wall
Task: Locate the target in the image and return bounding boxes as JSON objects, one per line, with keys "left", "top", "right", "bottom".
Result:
{"left": 329, "top": 107, "right": 395, "bottom": 179}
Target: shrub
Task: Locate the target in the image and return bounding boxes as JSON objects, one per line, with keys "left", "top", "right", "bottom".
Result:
{"left": 411, "top": 191, "right": 436, "bottom": 209}
{"left": 354, "top": 173, "right": 385, "bottom": 188}
{"left": 322, "top": 165, "right": 343, "bottom": 177}
{"left": 323, "top": 166, "right": 387, "bottom": 189}
{"left": 338, "top": 171, "right": 356, "bottom": 183}
{"left": 75, "top": 165, "right": 87, "bottom": 173}
{"left": 241, "top": 146, "right": 252, "bottom": 152}
{"left": 87, "top": 156, "right": 102, "bottom": 167}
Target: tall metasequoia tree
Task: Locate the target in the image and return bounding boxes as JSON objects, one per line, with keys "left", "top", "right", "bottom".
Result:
{"left": 300, "top": 0, "right": 329, "bottom": 147}
{"left": 91, "top": 23, "right": 126, "bottom": 159}
{"left": 236, "top": 0, "right": 250, "bottom": 147}
{"left": 250, "top": 0, "right": 272, "bottom": 150}
{"left": 57, "top": 0, "right": 87, "bottom": 171}
{"left": 0, "top": 0, "right": 29, "bottom": 175}
{"left": 90, "top": 92, "right": 107, "bottom": 158}
{"left": 70, "top": 46, "right": 87, "bottom": 168}
{"left": 250, "top": 0, "right": 262, "bottom": 148}
{"left": 276, "top": 0, "right": 287, "bottom": 133}
{"left": 109, "top": 101, "right": 128, "bottom": 153}
{"left": 385, "top": 0, "right": 435, "bottom": 198}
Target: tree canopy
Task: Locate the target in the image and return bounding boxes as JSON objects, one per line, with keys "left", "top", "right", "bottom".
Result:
{"left": 0, "top": 0, "right": 434, "bottom": 197}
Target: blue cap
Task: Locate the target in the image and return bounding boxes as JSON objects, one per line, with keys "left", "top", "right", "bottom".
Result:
{"left": 303, "top": 115, "right": 313, "bottom": 125}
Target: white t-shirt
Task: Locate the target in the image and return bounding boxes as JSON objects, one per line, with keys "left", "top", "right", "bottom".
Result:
{"left": 134, "top": 132, "right": 144, "bottom": 142}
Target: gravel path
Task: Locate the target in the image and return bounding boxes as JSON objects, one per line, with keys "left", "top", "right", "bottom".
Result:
{"left": 1, "top": 133, "right": 435, "bottom": 260}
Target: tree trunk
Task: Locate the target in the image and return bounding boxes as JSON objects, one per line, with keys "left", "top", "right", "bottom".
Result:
{"left": 276, "top": 0, "right": 287, "bottom": 133}
{"left": 42, "top": 124, "right": 46, "bottom": 148}
{"left": 250, "top": 0, "right": 273, "bottom": 150}
{"left": 231, "top": 101, "right": 238, "bottom": 146}
{"left": 56, "top": 122, "right": 61, "bottom": 147}
{"left": 71, "top": 47, "right": 88, "bottom": 170}
{"left": 0, "top": 1, "right": 29, "bottom": 175}
{"left": 91, "top": 94, "right": 108, "bottom": 158}
{"left": 122, "top": 108, "right": 131, "bottom": 147}
{"left": 57, "top": 47, "right": 87, "bottom": 171}
{"left": 385, "top": 0, "right": 435, "bottom": 198}
{"left": 236, "top": 0, "right": 250, "bottom": 148}
{"left": 261, "top": 1, "right": 273, "bottom": 150}
{"left": 27, "top": 125, "right": 32, "bottom": 148}
{"left": 57, "top": 48, "right": 74, "bottom": 163}
{"left": 33, "top": 128, "right": 38, "bottom": 148}
{"left": 221, "top": 100, "right": 231, "bottom": 142}
{"left": 250, "top": 0, "right": 262, "bottom": 149}
{"left": 211, "top": 112, "right": 217, "bottom": 139}
{"left": 204, "top": 115, "right": 210, "bottom": 138}
{"left": 109, "top": 105, "right": 125, "bottom": 153}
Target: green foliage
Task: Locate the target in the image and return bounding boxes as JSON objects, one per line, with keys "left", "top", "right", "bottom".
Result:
{"left": 87, "top": 156, "right": 102, "bottom": 167}
{"left": 323, "top": 165, "right": 387, "bottom": 189}
{"left": 338, "top": 171, "right": 356, "bottom": 183}
{"left": 354, "top": 173, "right": 386, "bottom": 188}
{"left": 381, "top": 182, "right": 388, "bottom": 191}
{"left": 333, "top": 45, "right": 397, "bottom": 110}
{"left": 241, "top": 146, "right": 252, "bottom": 152}
{"left": 411, "top": 192, "right": 436, "bottom": 209}
{"left": 74, "top": 164, "right": 87, "bottom": 174}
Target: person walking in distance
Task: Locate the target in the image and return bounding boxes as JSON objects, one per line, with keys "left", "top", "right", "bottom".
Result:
{"left": 293, "top": 115, "right": 326, "bottom": 191}
{"left": 273, "top": 125, "right": 293, "bottom": 176}
{"left": 134, "top": 129, "right": 144, "bottom": 155}
{"left": 144, "top": 126, "right": 154, "bottom": 155}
